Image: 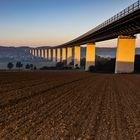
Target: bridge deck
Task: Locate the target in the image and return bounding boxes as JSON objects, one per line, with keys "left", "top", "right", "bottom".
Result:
{"left": 56, "top": 0, "right": 140, "bottom": 48}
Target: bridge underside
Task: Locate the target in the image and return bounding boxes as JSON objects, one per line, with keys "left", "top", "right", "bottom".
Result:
{"left": 57, "top": 9, "right": 140, "bottom": 48}
{"left": 85, "top": 9, "right": 140, "bottom": 43}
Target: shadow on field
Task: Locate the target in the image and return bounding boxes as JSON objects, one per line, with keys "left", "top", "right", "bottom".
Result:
{"left": 38, "top": 55, "right": 140, "bottom": 74}
{"left": 89, "top": 55, "right": 140, "bottom": 73}
{"left": 88, "top": 57, "right": 116, "bottom": 73}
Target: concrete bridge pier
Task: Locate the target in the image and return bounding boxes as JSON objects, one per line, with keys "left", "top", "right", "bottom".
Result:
{"left": 38, "top": 49, "right": 41, "bottom": 58}
{"left": 85, "top": 43, "right": 96, "bottom": 71}
{"left": 57, "top": 48, "right": 61, "bottom": 63}
{"left": 40, "top": 49, "right": 42, "bottom": 58}
{"left": 30, "top": 49, "right": 32, "bottom": 55}
{"left": 33, "top": 48, "right": 35, "bottom": 56}
{"left": 45, "top": 49, "right": 48, "bottom": 59}
{"left": 67, "top": 47, "right": 72, "bottom": 65}
{"left": 115, "top": 35, "right": 136, "bottom": 73}
{"left": 74, "top": 46, "right": 80, "bottom": 68}
{"left": 41, "top": 49, "right": 44, "bottom": 58}
{"left": 48, "top": 49, "right": 51, "bottom": 61}
{"left": 34, "top": 49, "right": 35, "bottom": 57}
{"left": 31, "top": 49, "right": 33, "bottom": 56}
{"left": 52, "top": 48, "right": 57, "bottom": 63}
{"left": 62, "top": 48, "right": 66, "bottom": 65}
{"left": 34, "top": 49, "right": 37, "bottom": 57}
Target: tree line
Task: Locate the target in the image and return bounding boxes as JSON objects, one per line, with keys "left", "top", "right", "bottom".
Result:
{"left": 7, "top": 62, "right": 36, "bottom": 70}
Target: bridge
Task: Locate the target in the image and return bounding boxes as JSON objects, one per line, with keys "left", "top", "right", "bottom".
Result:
{"left": 31, "top": 0, "right": 140, "bottom": 73}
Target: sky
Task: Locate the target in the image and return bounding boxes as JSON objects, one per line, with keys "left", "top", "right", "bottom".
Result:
{"left": 0, "top": 0, "right": 139, "bottom": 47}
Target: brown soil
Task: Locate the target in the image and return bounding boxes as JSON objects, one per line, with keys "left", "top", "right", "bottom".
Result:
{"left": 0, "top": 71, "right": 140, "bottom": 140}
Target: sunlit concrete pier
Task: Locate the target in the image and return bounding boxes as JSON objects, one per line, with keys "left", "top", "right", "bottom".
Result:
{"left": 85, "top": 43, "right": 96, "bottom": 71}
{"left": 115, "top": 35, "right": 136, "bottom": 73}
{"left": 67, "top": 47, "right": 72, "bottom": 66}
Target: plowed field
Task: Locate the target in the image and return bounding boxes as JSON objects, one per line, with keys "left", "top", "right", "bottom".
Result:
{"left": 0, "top": 71, "right": 140, "bottom": 140}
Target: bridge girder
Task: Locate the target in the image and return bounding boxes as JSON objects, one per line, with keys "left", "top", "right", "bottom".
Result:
{"left": 55, "top": 3, "right": 140, "bottom": 48}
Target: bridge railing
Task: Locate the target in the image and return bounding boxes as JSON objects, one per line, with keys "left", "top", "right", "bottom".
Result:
{"left": 92, "top": 0, "right": 140, "bottom": 33}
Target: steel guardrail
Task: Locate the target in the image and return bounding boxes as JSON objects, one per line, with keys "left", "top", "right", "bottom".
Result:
{"left": 93, "top": 0, "right": 140, "bottom": 32}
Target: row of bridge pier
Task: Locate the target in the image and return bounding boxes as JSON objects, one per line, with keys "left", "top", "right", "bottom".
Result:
{"left": 30, "top": 35, "right": 136, "bottom": 73}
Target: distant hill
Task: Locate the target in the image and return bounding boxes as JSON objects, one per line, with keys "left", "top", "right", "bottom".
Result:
{"left": 0, "top": 46, "right": 31, "bottom": 63}
{"left": 0, "top": 46, "right": 51, "bottom": 58}
{"left": 0, "top": 46, "right": 52, "bottom": 69}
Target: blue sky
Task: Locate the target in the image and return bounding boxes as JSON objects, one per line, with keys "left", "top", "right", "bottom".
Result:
{"left": 0, "top": 0, "right": 139, "bottom": 47}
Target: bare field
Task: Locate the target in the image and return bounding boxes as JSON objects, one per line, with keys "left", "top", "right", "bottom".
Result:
{"left": 0, "top": 71, "right": 140, "bottom": 140}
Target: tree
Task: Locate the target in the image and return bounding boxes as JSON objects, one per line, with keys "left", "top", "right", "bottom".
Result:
{"left": 56, "top": 62, "right": 64, "bottom": 68}
{"left": 25, "top": 64, "right": 30, "bottom": 69}
{"left": 7, "top": 62, "right": 14, "bottom": 70}
{"left": 34, "top": 66, "right": 37, "bottom": 70}
{"left": 89, "top": 65, "right": 95, "bottom": 72}
{"left": 16, "top": 61, "right": 23, "bottom": 70}
{"left": 30, "top": 64, "right": 33, "bottom": 70}
{"left": 75, "top": 64, "right": 80, "bottom": 69}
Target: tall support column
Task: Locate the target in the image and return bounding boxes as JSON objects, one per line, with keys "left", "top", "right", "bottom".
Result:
{"left": 85, "top": 43, "right": 96, "bottom": 71}
{"left": 38, "top": 49, "right": 41, "bottom": 57}
{"left": 30, "top": 49, "right": 32, "bottom": 54}
{"left": 67, "top": 47, "right": 72, "bottom": 65}
{"left": 36, "top": 49, "right": 38, "bottom": 57}
{"left": 35, "top": 49, "right": 37, "bottom": 57}
{"left": 52, "top": 48, "right": 56, "bottom": 62}
{"left": 48, "top": 49, "right": 51, "bottom": 61}
{"left": 40, "top": 49, "right": 42, "bottom": 58}
{"left": 39, "top": 49, "right": 42, "bottom": 58}
{"left": 62, "top": 48, "right": 66, "bottom": 62}
{"left": 33, "top": 49, "right": 36, "bottom": 56}
{"left": 33, "top": 49, "right": 35, "bottom": 56}
{"left": 115, "top": 35, "right": 136, "bottom": 73}
{"left": 32, "top": 49, "right": 34, "bottom": 56}
{"left": 41, "top": 49, "right": 44, "bottom": 58}
{"left": 74, "top": 45, "right": 80, "bottom": 68}
{"left": 45, "top": 49, "right": 48, "bottom": 59}
{"left": 57, "top": 48, "right": 61, "bottom": 62}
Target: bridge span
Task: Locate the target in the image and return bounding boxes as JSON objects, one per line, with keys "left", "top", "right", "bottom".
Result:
{"left": 31, "top": 0, "right": 140, "bottom": 73}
